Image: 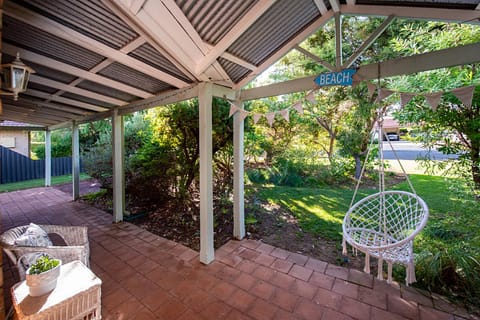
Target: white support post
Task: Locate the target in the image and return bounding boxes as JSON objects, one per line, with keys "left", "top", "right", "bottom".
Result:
{"left": 45, "top": 130, "right": 52, "bottom": 187}
{"left": 233, "top": 99, "right": 245, "bottom": 240}
{"left": 199, "top": 82, "right": 215, "bottom": 264}
{"left": 72, "top": 122, "right": 80, "bottom": 200}
{"left": 112, "top": 108, "right": 125, "bottom": 223}
{"left": 335, "top": 12, "right": 342, "bottom": 70}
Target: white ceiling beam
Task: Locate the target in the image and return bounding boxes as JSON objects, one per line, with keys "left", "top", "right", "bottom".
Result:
{"left": 313, "top": 0, "right": 328, "bottom": 15}
{"left": 25, "top": 90, "right": 109, "bottom": 112}
{"left": 4, "top": 1, "right": 189, "bottom": 88}
{"left": 342, "top": 4, "right": 480, "bottom": 24}
{"left": 0, "top": 111, "right": 56, "bottom": 126}
{"left": 195, "top": 0, "right": 276, "bottom": 75}
{"left": 334, "top": 12, "right": 342, "bottom": 69}
{"left": 240, "top": 42, "right": 480, "bottom": 101}
{"left": 235, "top": 11, "right": 335, "bottom": 89}
{"left": 128, "top": 0, "right": 147, "bottom": 14}
{"left": 29, "top": 75, "right": 127, "bottom": 106}
{"left": 101, "top": 0, "right": 197, "bottom": 82}
{"left": 21, "top": 99, "right": 94, "bottom": 116}
{"left": 221, "top": 52, "right": 257, "bottom": 71}
{"left": 329, "top": 0, "right": 341, "bottom": 12}
{"left": 118, "top": 85, "right": 199, "bottom": 116}
{"left": 158, "top": 0, "right": 230, "bottom": 82}
{"left": 343, "top": 15, "right": 395, "bottom": 68}
{"left": 5, "top": 103, "right": 82, "bottom": 119}
{"left": 2, "top": 106, "right": 70, "bottom": 122}
{"left": 3, "top": 44, "right": 152, "bottom": 99}
{"left": 119, "top": 36, "right": 146, "bottom": 53}
{"left": 295, "top": 45, "right": 335, "bottom": 71}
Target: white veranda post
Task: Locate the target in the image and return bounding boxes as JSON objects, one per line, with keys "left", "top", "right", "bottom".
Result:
{"left": 233, "top": 99, "right": 245, "bottom": 240}
{"left": 112, "top": 108, "right": 125, "bottom": 223}
{"left": 45, "top": 130, "right": 51, "bottom": 187}
{"left": 342, "top": 109, "right": 429, "bottom": 285}
{"left": 72, "top": 122, "right": 80, "bottom": 201}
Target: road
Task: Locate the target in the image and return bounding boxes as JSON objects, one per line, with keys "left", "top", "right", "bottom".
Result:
{"left": 381, "top": 141, "right": 458, "bottom": 160}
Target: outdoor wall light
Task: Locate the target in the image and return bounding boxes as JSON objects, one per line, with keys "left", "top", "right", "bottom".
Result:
{"left": 1, "top": 52, "right": 35, "bottom": 101}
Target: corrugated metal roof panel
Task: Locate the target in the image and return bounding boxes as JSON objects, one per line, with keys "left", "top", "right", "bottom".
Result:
{"left": 15, "top": 0, "right": 139, "bottom": 49}
{"left": 218, "top": 57, "right": 251, "bottom": 83}
{"left": 60, "top": 92, "right": 114, "bottom": 108}
{"left": 26, "top": 83, "right": 59, "bottom": 95}
{"left": 97, "top": 62, "right": 174, "bottom": 94}
{"left": 76, "top": 80, "right": 138, "bottom": 102}
{"left": 175, "top": 0, "right": 258, "bottom": 45}
{"left": 3, "top": 16, "right": 105, "bottom": 70}
{"left": 356, "top": 0, "right": 479, "bottom": 9}
{"left": 228, "top": 0, "right": 321, "bottom": 66}
{"left": 128, "top": 43, "right": 192, "bottom": 83}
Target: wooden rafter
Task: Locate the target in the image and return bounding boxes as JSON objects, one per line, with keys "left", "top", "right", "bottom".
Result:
{"left": 4, "top": 1, "right": 189, "bottom": 88}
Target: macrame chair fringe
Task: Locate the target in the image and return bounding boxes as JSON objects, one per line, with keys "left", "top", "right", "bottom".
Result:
{"left": 342, "top": 109, "right": 429, "bottom": 286}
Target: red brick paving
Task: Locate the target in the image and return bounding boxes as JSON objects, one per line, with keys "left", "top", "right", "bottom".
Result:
{"left": 0, "top": 187, "right": 474, "bottom": 320}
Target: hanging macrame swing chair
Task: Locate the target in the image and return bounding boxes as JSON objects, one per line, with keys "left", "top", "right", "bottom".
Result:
{"left": 342, "top": 110, "right": 429, "bottom": 285}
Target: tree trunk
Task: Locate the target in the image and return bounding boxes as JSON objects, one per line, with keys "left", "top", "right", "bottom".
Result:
{"left": 471, "top": 142, "right": 480, "bottom": 192}
{"left": 354, "top": 154, "right": 362, "bottom": 180}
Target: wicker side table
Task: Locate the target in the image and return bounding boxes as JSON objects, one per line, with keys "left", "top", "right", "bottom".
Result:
{"left": 11, "top": 260, "right": 102, "bottom": 320}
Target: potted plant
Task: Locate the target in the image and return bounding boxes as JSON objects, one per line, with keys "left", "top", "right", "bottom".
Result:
{"left": 25, "top": 254, "right": 62, "bottom": 296}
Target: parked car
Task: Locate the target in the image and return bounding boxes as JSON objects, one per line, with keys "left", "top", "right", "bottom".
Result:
{"left": 386, "top": 133, "right": 400, "bottom": 141}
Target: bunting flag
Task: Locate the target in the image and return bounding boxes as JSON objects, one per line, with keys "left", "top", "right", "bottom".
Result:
{"left": 253, "top": 113, "right": 262, "bottom": 124}
{"left": 425, "top": 92, "right": 443, "bottom": 111}
{"left": 400, "top": 93, "right": 416, "bottom": 108}
{"left": 305, "top": 91, "right": 316, "bottom": 104}
{"left": 239, "top": 110, "right": 250, "bottom": 121}
{"left": 375, "top": 88, "right": 395, "bottom": 103}
{"left": 367, "top": 83, "right": 377, "bottom": 100}
{"left": 229, "top": 102, "right": 239, "bottom": 117}
{"left": 265, "top": 112, "right": 276, "bottom": 127}
{"left": 280, "top": 109, "right": 290, "bottom": 122}
{"left": 451, "top": 85, "right": 475, "bottom": 109}
{"left": 292, "top": 102, "right": 304, "bottom": 115}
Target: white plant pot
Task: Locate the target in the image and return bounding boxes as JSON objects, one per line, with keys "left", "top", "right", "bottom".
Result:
{"left": 26, "top": 260, "right": 62, "bottom": 297}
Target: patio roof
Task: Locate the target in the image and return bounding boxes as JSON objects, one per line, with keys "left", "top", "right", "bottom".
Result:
{"left": 1, "top": 0, "right": 479, "bottom": 127}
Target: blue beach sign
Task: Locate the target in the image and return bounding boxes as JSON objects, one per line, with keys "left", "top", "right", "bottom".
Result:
{"left": 314, "top": 68, "right": 356, "bottom": 87}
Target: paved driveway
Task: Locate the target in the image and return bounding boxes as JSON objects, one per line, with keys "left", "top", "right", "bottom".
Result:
{"left": 382, "top": 141, "right": 458, "bottom": 161}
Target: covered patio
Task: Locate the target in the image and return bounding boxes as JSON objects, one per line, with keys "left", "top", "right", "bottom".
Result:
{"left": 0, "top": 187, "right": 471, "bottom": 319}
{"left": 1, "top": 0, "right": 480, "bottom": 319}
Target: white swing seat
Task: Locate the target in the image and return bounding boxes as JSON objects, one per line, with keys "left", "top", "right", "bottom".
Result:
{"left": 343, "top": 190, "right": 429, "bottom": 285}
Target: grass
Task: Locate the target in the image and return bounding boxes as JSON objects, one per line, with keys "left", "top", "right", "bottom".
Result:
{"left": 255, "top": 174, "right": 479, "bottom": 243}
{"left": 0, "top": 173, "right": 91, "bottom": 193}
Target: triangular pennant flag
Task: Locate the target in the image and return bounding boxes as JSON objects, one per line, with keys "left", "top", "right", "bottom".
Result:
{"left": 253, "top": 113, "right": 262, "bottom": 124}
{"left": 239, "top": 110, "right": 249, "bottom": 121}
{"left": 280, "top": 109, "right": 290, "bottom": 122}
{"left": 367, "top": 83, "right": 377, "bottom": 99}
{"left": 424, "top": 92, "right": 443, "bottom": 111}
{"left": 375, "top": 88, "right": 395, "bottom": 103}
{"left": 228, "top": 103, "right": 239, "bottom": 117}
{"left": 265, "top": 112, "right": 276, "bottom": 127}
{"left": 400, "top": 93, "right": 416, "bottom": 108}
{"left": 305, "top": 91, "right": 316, "bottom": 104}
{"left": 292, "top": 102, "right": 304, "bottom": 115}
{"left": 451, "top": 85, "right": 475, "bottom": 109}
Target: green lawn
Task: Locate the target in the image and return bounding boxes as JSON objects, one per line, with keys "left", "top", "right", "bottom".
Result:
{"left": 256, "top": 174, "right": 480, "bottom": 247}
{"left": 0, "top": 173, "right": 91, "bottom": 193}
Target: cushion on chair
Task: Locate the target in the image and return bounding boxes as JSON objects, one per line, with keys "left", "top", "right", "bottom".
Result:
{"left": 14, "top": 223, "right": 53, "bottom": 247}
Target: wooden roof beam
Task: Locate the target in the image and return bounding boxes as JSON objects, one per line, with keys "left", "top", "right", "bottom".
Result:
{"left": 4, "top": 1, "right": 189, "bottom": 88}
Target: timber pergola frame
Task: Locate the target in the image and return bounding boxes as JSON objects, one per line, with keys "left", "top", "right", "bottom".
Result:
{"left": 0, "top": 1, "right": 479, "bottom": 266}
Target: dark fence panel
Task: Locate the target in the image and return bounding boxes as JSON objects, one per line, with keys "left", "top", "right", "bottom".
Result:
{"left": 0, "top": 146, "right": 78, "bottom": 184}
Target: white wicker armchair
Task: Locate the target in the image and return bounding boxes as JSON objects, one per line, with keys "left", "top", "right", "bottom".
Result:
{"left": 0, "top": 225, "right": 90, "bottom": 280}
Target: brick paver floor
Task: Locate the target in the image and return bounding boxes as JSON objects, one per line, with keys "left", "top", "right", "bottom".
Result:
{"left": 0, "top": 187, "right": 476, "bottom": 319}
